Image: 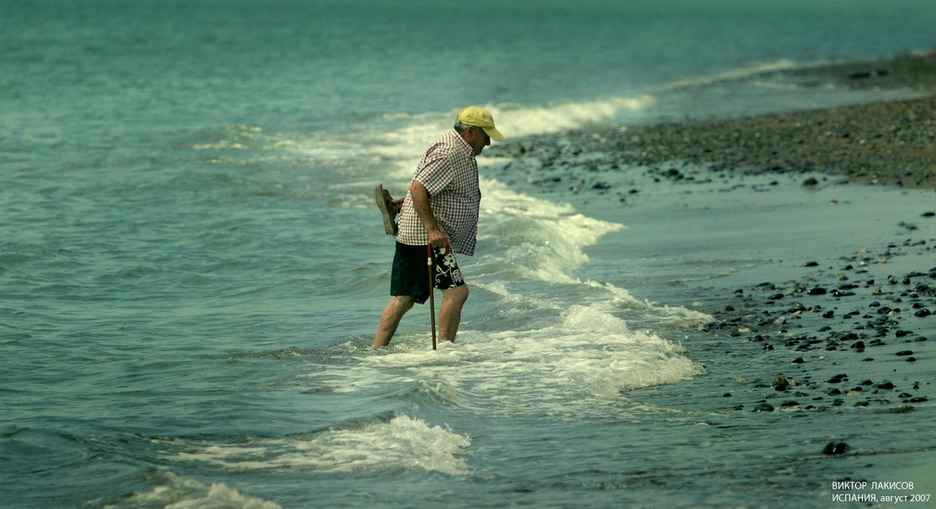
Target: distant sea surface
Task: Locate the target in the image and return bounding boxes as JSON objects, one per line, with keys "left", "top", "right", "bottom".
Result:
{"left": 2, "top": 1, "right": 935, "bottom": 507}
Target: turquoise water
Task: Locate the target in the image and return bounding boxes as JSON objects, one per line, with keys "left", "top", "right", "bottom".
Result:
{"left": 2, "top": 1, "right": 935, "bottom": 507}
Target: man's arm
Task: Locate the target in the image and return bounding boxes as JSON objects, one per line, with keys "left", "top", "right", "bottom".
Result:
{"left": 409, "top": 181, "right": 448, "bottom": 249}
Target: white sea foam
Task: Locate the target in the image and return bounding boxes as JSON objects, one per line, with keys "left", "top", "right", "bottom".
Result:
{"left": 476, "top": 178, "right": 625, "bottom": 284}
{"left": 485, "top": 96, "right": 656, "bottom": 137}
{"left": 330, "top": 303, "right": 703, "bottom": 419}
{"left": 588, "top": 281, "right": 713, "bottom": 326}
{"left": 475, "top": 306, "right": 703, "bottom": 403}
{"left": 162, "top": 416, "right": 471, "bottom": 477}
{"left": 655, "top": 59, "right": 799, "bottom": 90}
{"left": 344, "top": 95, "right": 657, "bottom": 182}
{"left": 108, "top": 470, "right": 281, "bottom": 509}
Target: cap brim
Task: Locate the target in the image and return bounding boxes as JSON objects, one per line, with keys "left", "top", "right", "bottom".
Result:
{"left": 482, "top": 126, "right": 504, "bottom": 141}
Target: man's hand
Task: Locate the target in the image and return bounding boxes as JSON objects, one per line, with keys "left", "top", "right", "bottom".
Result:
{"left": 389, "top": 197, "right": 403, "bottom": 217}
{"left": 426, "top": 227, "right": 449, "bottom": 250}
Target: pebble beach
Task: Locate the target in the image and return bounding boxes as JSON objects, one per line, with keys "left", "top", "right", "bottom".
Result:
{"left": 494, "top": 52, "right": 936, "bottom": 189}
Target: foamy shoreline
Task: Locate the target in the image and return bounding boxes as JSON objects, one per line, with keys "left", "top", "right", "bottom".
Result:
{"left": 484, "top": 51, "right": 935, "bottom": 443}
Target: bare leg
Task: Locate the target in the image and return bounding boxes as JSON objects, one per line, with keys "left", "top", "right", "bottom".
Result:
{"left": 373, "top": 295, "right": 415, "bottom": 347}
{"left": 438, "top": 285, "right": 469, "bottom": 343}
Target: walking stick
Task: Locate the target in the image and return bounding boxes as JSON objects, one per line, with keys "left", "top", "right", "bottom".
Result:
{"left": 427, "top": 244, "right": 437, "bottom": 350}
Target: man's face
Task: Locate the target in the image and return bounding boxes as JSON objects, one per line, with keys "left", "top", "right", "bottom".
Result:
{"left": 467, "top": 126, "right": 491, "bottom": 156}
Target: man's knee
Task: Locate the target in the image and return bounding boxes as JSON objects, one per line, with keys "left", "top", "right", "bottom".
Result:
{"left": 386, "top": 295, "right": 415, "bottom": 314}
{"left": 398, "top": 295, "right": 417, "bottom": 308}
{"left": 443, "top": 284, "right": 469, "bottom": 304}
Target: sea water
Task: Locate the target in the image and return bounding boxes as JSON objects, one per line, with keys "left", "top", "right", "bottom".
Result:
{"left": 2, "top": 1, "right": 935, "bottom": 507}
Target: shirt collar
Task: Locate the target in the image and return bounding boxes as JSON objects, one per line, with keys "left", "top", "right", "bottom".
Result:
{"left": 450, "top": 129, "right": 476, "bottom": 159}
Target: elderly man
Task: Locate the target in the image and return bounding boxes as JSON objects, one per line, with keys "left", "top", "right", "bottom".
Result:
{"left": 373, "top": 106, "right": 504, "bottom": 348}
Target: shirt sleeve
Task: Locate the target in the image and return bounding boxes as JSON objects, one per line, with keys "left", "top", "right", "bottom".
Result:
{"left": 413, "top": 144, "right": 454, "bottom": 196}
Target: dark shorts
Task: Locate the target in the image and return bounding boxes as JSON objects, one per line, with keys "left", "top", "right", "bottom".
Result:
{"left": 391, "top": 242, "right": 465, "bottom": 304}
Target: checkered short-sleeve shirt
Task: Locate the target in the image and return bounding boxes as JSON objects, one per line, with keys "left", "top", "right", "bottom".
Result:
{"left": 396, "top": 130, "right": 481, "bottom": 256}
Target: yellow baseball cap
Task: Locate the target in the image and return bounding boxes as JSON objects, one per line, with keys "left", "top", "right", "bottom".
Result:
{"left": 457, "top": 106, "right": 504, "bottom": 141}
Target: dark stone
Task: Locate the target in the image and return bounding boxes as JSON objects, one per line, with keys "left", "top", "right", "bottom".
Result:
{"left": 823, "top": 441, "right": 850, "bottom": 455}
{"left": 808, "top": 287, "right": 828, "bottom": 295}
{"left": 702, "top": 321, "right": 731, "bottom": 331}
{"left": 886, "top": 406, "right": 915, "bottom": 414}
{"left": 753, "top": 403, "right": 775, "bottom": 412}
